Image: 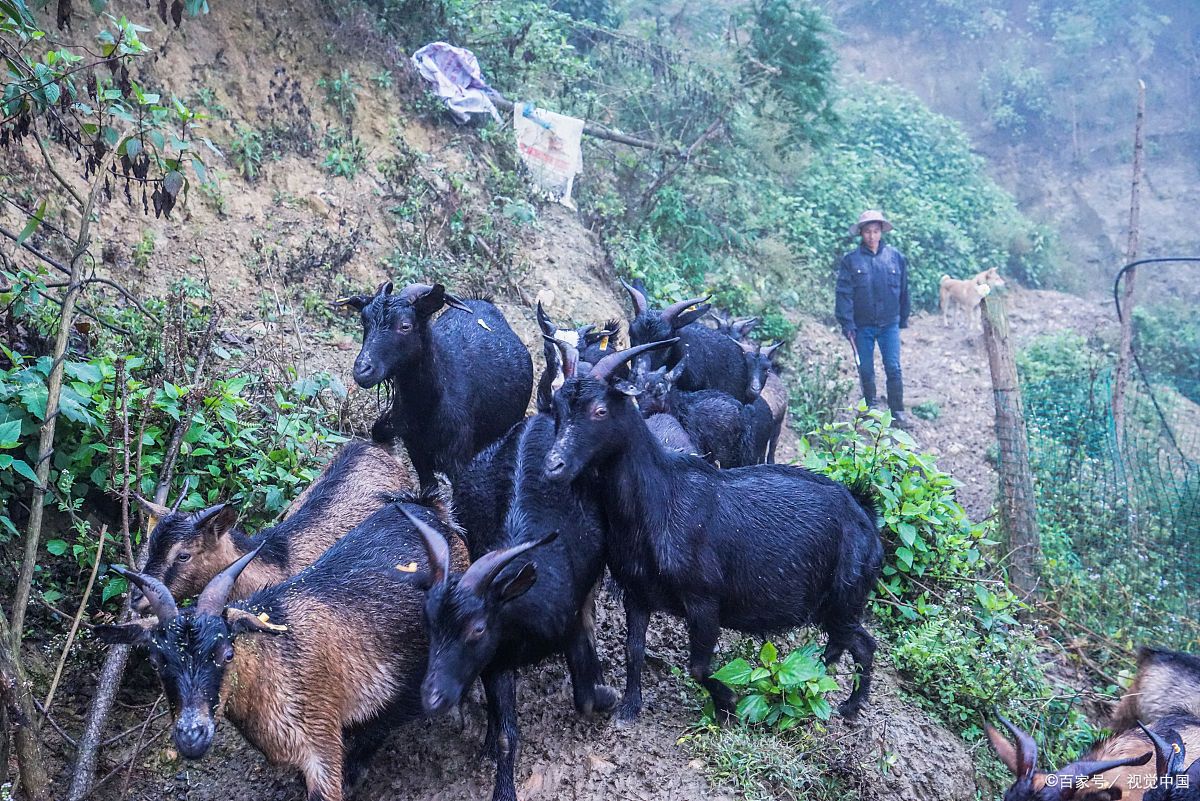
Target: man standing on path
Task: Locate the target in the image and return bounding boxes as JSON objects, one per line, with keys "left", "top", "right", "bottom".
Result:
{"left": 835, "top": 210, "right": 911, "bottom": 427}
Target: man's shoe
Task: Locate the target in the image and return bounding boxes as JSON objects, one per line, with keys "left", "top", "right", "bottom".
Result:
{"left": 890, "top": 410, "right": 910, "bottom": 428}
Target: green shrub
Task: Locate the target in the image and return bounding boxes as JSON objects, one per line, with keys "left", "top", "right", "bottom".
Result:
{"left": 322, "top": 128, "right": 366, "bottom": 178}
{"left": 911, "top": 400, "right": 940, "bottom": 421}
{"left": 711, "top": 641, "right": 840, "bottom": 729}
{"left": 229, "top": 124, "right": 265, "bottom": 181}
{"left": 319, "top": 69, "right": 360, "bottom": 121}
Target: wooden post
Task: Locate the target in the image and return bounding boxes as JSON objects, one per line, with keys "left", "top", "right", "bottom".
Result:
{"left": 981, "top": 290, "right": 1041, "bottom": 596}
{"left": 1113, "top": 79, "right": 1146, "bottom": 442}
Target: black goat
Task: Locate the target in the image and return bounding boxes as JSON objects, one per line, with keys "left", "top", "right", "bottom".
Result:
{"left": 985, "top": 713, "right": 1200, "bottom": 801}
{"left": 534, "top": 303, "right": 621, "bottom": 371}
{"left": 433, "top": 341, "right": 615, "bottom": 801}
{"left": 637, "top": 356, "right": 772, "bottom": 467}
{"left": 622, "top": 280, "right": 749, "bottom": 398}
{"left": 738, "top": 340, "right": 787, "bottom": 463}
{"left": 1141, "top": 721, "right": 1200, "bottom": 801}
{"left": 708, "top": 309, "right": 760, "bottom": 342}
{"left": 542, "top": 340, "right": 883, "bottom": 722}
{"left": 342, "top": 281, "right": 533, "bottom": 490}
{"left": 97, "top": 492, "right": 468, "bottom": 801}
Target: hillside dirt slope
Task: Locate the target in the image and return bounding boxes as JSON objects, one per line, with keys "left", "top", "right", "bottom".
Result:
{"left": 7, "top": 3, "right": 1125, "bottom": 800}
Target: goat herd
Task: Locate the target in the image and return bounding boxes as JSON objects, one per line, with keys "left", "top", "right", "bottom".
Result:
{"left": 97, "top": 280, "right": 1199, "bottom": 801}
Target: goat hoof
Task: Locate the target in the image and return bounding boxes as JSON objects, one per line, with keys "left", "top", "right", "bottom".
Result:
{"left": 594, "top": 686, "right": 620, "bottom": 715}
{"left": 615, "top": 699, "right": 642, "bottom": 725}
{"left": 837, "top": 700, "right": 865, "bottom": 721}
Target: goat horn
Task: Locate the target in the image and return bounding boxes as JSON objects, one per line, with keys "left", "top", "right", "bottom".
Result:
{"left": 1138, "top": 721, "right": 1180, "bottom": 778}
{"left": 734, "top": 337, "right": 756, "bottom": 354}
{"left": 443, "top": 291, "right": 472, "bottom": 312}
{"left": 135, "top": 494, "right": 171, "bottom": 520}
{"left": 195, "top": 544, "right": 265, "bottom": 616}
{"left": 660, "top": 295, "right": 711, "bottom": 327}
{"left": 590, "top": 339, "right": 679, "bottom": 384}
{"left": 620, "top": 278, "right": 648, "bottom": 318}
{"left": 996, "top": 714, "right": 1038, "bottom": 778}
{"left": 460, "top": 532, "right": 559, "bottom": 597}
{"left": 400, "top": 507, "right": 450, "bottom": 586}
{"left": 112, "top": 565, "right": 178, "bottom": 622}
{"left": 545, "top": 334, "right": 581, "bottom": 380}
{"left": 536, "top": 302, "right": 558, "bottom": 337}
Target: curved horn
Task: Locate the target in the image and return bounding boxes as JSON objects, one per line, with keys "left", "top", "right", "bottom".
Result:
{"left": 1138, "top": 721, "right": 1180, "bottom": 778}
{"left": 112, "top": 565, "right": 178, "bottom": 622}
{"left": 734, "top": 337, "right": 756, "bottom": 354}
{"left": 545, "top": 334, "right": 580, "bottom": 380}
{"left": 536, "top": 302, "right": 558, "bottom": 337}
{"left": 375, "top": 280, "right": 394, "bottom": 296}
{"left": 459, "top": 532, "right": 559, "bottom": 597}
{"left": 135, "top": 494, "right": 171, "bottom": 520}
{"left": 621, "top": 278, "right": 648, "bottom": 317}
{"left": 997, "top": 714, "right": 1038, "bottom": 778}
{"left": 763, "top": 341, "right": 783, "bottom": 359}
{"left": 589, "top": 339, "right": 679, "bottom": 384}
{"left": 398, "top": 283, "right": 434, "bottom": 303}
{"left": 400, "top": 507, "right": 450, "bottom": 586}
{"left": 660, "top": 294, "right": 712, "bottom": 327}
{"left": 195, "top": 544, "right": 265, "bottom": 616}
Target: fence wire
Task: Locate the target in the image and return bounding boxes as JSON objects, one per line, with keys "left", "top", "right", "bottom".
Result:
{"left": 1012, "top": 370, "right": 1200, "bottom": 648}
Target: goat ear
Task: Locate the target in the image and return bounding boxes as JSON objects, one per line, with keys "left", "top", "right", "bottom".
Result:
{"left": 375, "top": 281, "right": 394, "bottom": 297}
{"left": 611, "top": 378, "right": 641, "bottom": 397}
{"left": 673, "top": 303, "right": 711, "bottom": 329}
{"left": 94, "top": 619, "right": 156, "bottom": 646}
{"left": 984, "top": 720, "right": 1023, "bottom": 777}
{"left": 193, "top": 503, "right": 237, "bottom": 546}
{"left": 334, "top": 294, "right": 371, "bottom": 311}
{"left": 496, "top": 562, "right": 537, "bottom": 603}
{"left": 412, "top": 283, "right": 448, "bottom": 317}
{"left": 225, "top": 607, "right": 288, "bottom": 636}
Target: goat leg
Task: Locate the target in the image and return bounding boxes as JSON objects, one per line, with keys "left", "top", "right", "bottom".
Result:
{"left": 482, "top": 668, "right": 520, "bottom": 801}
{"left": 617, "top": 603, "right": 650, "bottom": 722}
{"left": 684, "top": 601, "right": 735, "bottom": 722}
{"left": 564, "top": 620, "right": 618, "bottom": 716}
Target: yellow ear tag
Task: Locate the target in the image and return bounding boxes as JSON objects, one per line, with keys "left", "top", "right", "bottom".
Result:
{"left": 477, "top": 319, "right": 493, "bottom": 331}
{"left": 256, "top": 612, "right": 288, "bottom": 632}
{"left": 396, "top": 561, "right": 419, "bottom": 573}
{"left": 598, "top": 335, "right": 609, "bottom": 350}
{"left": 335, "top": 297, "right": 353, "bottom": 305}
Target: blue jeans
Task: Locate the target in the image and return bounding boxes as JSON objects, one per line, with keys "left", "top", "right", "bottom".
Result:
{"left": 854, "top": 323, "right": 904, "bottom": 411}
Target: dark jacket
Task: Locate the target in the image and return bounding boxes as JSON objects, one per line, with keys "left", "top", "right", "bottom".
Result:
{"left": 835, "top": 243, "right": 910, "bottom": 332}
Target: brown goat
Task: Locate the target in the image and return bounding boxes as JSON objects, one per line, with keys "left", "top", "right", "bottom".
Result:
{"left": 986, "top": 713, "right": 1200, "bottom": 800}
{"left": 1111, "top": 648, "right": 1200, "bottom": 732}
{"left": 135, "top": 440, "right": 410, "bottom": 612}
{"left": 100, "top": 491, "right": 468, "bottom": 801}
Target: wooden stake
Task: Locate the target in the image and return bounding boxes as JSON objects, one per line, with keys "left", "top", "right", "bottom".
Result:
{"left": 981, "top": 290, "right": 1042, "bottom": 597}
{"left": 1113, "top": 79, "right": 1146, "bottom": 441}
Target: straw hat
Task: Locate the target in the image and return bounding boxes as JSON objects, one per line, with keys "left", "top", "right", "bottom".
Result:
{"left": 849, "top": 210, "right": 894, "bottom": 236}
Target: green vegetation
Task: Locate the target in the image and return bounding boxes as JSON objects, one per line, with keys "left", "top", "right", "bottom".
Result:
{"left": 230, "top": 124, "right": 265, "bottom": 181}
{"left": 322, "top": 127, "right": 366, "bottom": 178}
{"left": 711, "top": 641, "right": 841, "bottom": 728}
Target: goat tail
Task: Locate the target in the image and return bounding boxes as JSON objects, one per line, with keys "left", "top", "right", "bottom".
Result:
{"left": 939, "top": 274, "right": 952, "bottom": 285}
{"left": 844, "top": 474, "right": 881, "bottom": 529}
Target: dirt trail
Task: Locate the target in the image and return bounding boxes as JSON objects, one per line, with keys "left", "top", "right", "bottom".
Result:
{"left": 873, "top": 288, "right": 1118, "bottom": 518}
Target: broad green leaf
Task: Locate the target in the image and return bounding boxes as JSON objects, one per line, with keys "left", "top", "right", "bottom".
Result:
{"left": 0, "top": 419, "right": 20, "bottom": 447}
{"left": 736, "top": 693, "right": 770, "bottom": 724}
{"left": 777, "top": 650, "right": 823, "bottom": 685}
{"left": 711, "top": 657, "right": 753, "bottom": 687}
{"left": 46, "top": 538, "right": 68, "bottom": 556}
{"left": 102, "top": 575, "right": 128, "bottom": 603}
{"left": 897, "top": 521, "right": 917, "bottom": 547}
{"left": 11, "top": 458, "right": 37, "bottom": 484}
{"left": 759, "top": 641, "right": 778, "bottom": 665}
{"left": 15, "top": 197, "right": 46, "bottom": 245}
{"left": 895, "top": 546, "right": 914, "bottom": 571}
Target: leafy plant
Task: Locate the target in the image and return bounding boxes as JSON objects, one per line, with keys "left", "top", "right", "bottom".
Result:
{"left": 911, "top": 400, "right": 940, "bottom": 421}
{"left": 711, "top": 641, "right": 840, "bottom": 728}
{"left": 322, "top": 128, "right": 365, "bottom": 178}
{"left": 229, "top": 124, "right": 264, "bottom": 181}
{"left": 319, "top": 69, "right": 360, "bottom": 121}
